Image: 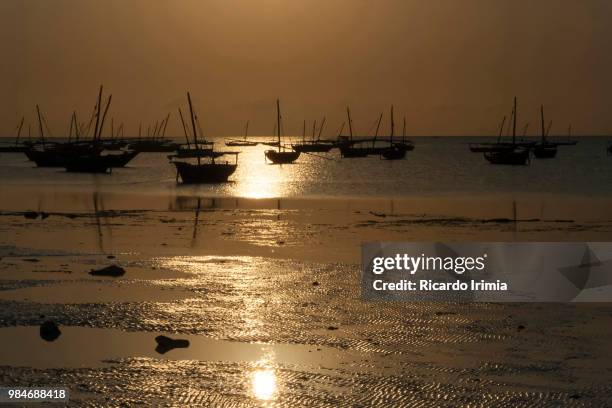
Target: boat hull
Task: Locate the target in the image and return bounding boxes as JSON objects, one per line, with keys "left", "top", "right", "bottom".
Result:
{"left": 25, "top": 150, "right": 66, "bottom": 167}
{"left": 292, "top": 143, "right": 334, "bottom": 153}
{"left": 64, "top": 155, "right": 111, "bottom": 173}
{"left": 129, "top": 141, "right": 179, "bottom": 152}
{"left": 484, "top": 148, "right": 530, "bottom": 165}
{"left": 0, "top": 146, "right": 28, "bottom": 153}
{"left": 394, "top": 142, "right": 415, "bottom": 152}
{"left": 264, "top": 150, "right": 300, "bottom": 164}
{"left": 225, "top": 141, "right": 258, "bottom": 147}
{"left": 103, "top": 151, "right": 139, "bottom": 167}
{"left": 470, "top": 142, "right": 533, "bottom": 153}
{"left": 381, "top": 147, "right": 406, "bottom": 160}
{"left": 339, "top": 146, "right": 368, "bottom": 158}
{"left": 173, "top": 161, "right": 237, "bottom": 183}
{"left": 533, "top": 144, "right": 557, "bottom": 159}
{"left": 174, "top": 148, "right": 215, "bottom": 158}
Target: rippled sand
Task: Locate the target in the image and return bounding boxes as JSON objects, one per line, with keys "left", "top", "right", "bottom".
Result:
{"left": 1, "top": 189, "right": 611, "bottom": 406}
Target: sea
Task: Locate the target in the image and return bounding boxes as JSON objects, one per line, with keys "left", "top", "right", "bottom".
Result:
{"left": 0, "top": 136, "right": 611, "bottom": 199}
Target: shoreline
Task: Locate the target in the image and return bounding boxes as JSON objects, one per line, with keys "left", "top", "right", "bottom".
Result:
{"left": 1, "top": 180, "right": 612, "bottom": 405}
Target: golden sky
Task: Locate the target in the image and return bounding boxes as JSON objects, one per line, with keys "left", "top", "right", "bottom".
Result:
{"left": 2, "top": 0, "right": 611, "bottom": 137}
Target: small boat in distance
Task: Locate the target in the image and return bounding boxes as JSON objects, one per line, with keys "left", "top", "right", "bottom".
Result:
{"left": 381, "top": 106, "right": 406, "bottom": 160}
{"left": 264, "top": 100, "right": 300, "bottom": 164}
{"left": 171, "top": 92, "right": 238, "bottom": 183}
{"left": 173, "top": 154, "right": 238, "bottom": 183}
{"left": 225, "top": 120, "right": 258, "bottom": 147}
{"left": 484, "top": 97, "right": 530, "bottom": 165}
{"left": 470, "top": 116, "right": 510, "bottom": 152}
{"left": 292, "top": 117, "right": 334, "bottom": 153}
{"left": 554, "top": 125, "right": 578, "bottom": 146}
{"left": 339, "top": 107, "right": 368, "bottom": 158}
{"left": 172, "top": 107, "right": 215, "bottom": 158}
{"left": 392, "top": 115, "right": 415, "bottom": 153}
{"left": 533, "top": 105, "right": 558, "bottom": 159}
{"left": 62, "top": 87, "right": 139, "bottom": 173}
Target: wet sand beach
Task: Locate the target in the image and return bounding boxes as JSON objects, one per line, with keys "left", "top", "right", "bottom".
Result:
{"left": 1, "top": 186, "right": 612, "bottom": 406}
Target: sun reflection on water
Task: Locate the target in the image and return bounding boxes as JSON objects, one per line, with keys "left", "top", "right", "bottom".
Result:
{"left": 228, "top": 144, "right": 309, "bottom": 198}
{"left": 251, "top": 367, "right": 277, "bottom": 401}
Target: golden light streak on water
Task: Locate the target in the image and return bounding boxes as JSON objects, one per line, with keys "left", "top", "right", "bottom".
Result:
{"left": 251, "top": 367, "right": 278, "bottom": 401}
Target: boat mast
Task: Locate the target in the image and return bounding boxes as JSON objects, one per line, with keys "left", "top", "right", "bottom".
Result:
{"left": 346, "top": 107, "right": 353, "bottom": 141}
{"left": 512, "top": 97, "right": 517, "bottom": 146}
{"left": 402, "top": 116, "right": 406, "bottom": 143}
{"left": 337, "top": 122, "right": 345, "bottom": 137}
{"left": 178, "top": 107, "right": 190, "bottom": 148}
{"left": 68, "top": 113, "right": 74, "bottom": 142}
{"left": 302, "top": 119, "right": 306, "bottom": 142}
{"left": 244, "top": 120, "right": 249, "bottom": 140}
{"left": 93, "top": 86, "right": 103, "bottom": 143}
{"left": 152, "top": 120, "right": 160, "bottom": 138}
{"left": 390, "top": 105, "right": 394, "bottom": 144}
{"left": 374, "top": 113, "right": 383, "bottom": 140}
{"left": 36, "top": 104, "right": 45, "bottom": 148}
{"left": 540, "top": 105, "right": 545, "bottom": 143}
{"left": 497, "top": 116, "right": 506, "bottom": 142}
{"left": 161, "top": 113, "right": 170, "bottom": 138}
{"left": 97, "top": 95, "right": 112, "bottom": 144}
{"left": 187, "top": 92, "right": 201, "bottom": 165}
{"left": 312, "top": 120, "right": 316, "bottom": 142}
{"left": 276, "top": 99, "right": 281, "bottom": 152}
{"left": 15, "top": 117, "right": 24, "bottom": 144}
{"left": 73, "top": 112, "right": 80, "bottom": 141}
{"left": 318, "top": 116, "right": 326, "bottom": 141}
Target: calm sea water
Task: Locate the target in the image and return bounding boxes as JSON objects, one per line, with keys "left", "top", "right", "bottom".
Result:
{"left": 0, "top": 136, "right": 610, "bottom": 198}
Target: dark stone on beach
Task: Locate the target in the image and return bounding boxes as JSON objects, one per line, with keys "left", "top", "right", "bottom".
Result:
{"left": 517, "top": 325, "right": 526, "bottom": 331}
{"left": 312, "top": 281, "right": 319, "bottom": 286}
{"left": 277, "top": 240, "right": 285, "bottom": 245}
{"left": 155, "top": 335, "right": 190, "bottom": 354}
{"left": 89, "top": 265, "right": 126, "bottom": 277}
{"left": 106, "top": 255, "right": 116, "bottom": 259}
{"left": 40, "top": 321, "right": 61, "bottom": 342}
{"left": 569, "top": 394, "right": 581, "bottom": 400}
{"left": 24, "top": 211, "right": 38, "bottom": 219}
{"left": 369, "top": 211, "right": 386, "bottom": 218}
{"left": 23, "top": 258, "right": 40, "bottom": 262}
{"left": 327, "top": 326, "right": 339, "bottom": 331}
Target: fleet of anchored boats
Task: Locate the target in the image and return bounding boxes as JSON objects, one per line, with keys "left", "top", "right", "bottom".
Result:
{"left": 472, "top": 97, "right": 579, "bottom": 165}
{"left": 1, "top": 91, "right": 607, "bottom": 184}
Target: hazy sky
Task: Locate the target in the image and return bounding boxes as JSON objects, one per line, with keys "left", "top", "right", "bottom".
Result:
{"left": 2, "top": 0, "right": 611, "bottom": 137}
